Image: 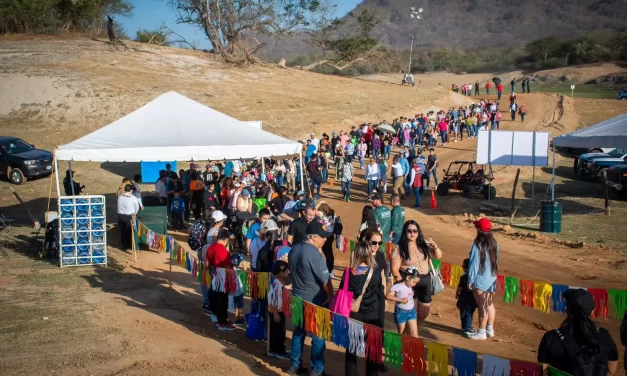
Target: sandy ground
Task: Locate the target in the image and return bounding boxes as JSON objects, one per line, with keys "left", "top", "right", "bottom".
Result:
{"left": 1, "top": 37, "right": 626, "bottom": 375}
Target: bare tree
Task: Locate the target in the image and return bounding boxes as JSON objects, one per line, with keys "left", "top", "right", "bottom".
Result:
{"left": 169, "top": 0, "right": 320, "bottom": 63}
{"left": 296, "top": 7, "right": 381, "bottom": 71}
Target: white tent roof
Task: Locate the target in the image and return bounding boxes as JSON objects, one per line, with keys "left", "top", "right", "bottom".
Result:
{"left": 55, "top": 91, "right": 301, "bottom": 162}
{"left": 553, "top": 112, "right": 627, "bottom": 148}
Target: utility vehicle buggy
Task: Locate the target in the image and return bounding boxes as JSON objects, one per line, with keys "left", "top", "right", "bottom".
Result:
{"left": 436, "top": 161, "right": 496, "bottom": 199}
{"left": 402, "top": 74, "right": 415, "bottom": 87}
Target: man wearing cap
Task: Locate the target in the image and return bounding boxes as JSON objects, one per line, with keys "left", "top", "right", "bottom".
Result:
{"left": 309, "top": 133, "right": 320, "bottom": 153}
{"left": 287, "top": 219, "right": 333, "bottom": 376}
{"left": 372, "top": 193, "right": 391, "bottom": 243}
{"left": 117, "top": 184, "right": 140, "bottom": 251}
{"left": 305, "top": 140, "right": 315, "bottom": 163}
{"left": 538, "top": 288, "right": 619, "bottom": 375}
{"left": 288, "top": 204, "right": 316, "bottom": 245}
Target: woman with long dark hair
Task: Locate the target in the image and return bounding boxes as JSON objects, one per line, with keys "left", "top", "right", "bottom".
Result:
{"left": 358, "top": 205, "right": 381, "bottom": 240}
{"left": 390, "top": 220, "right": 442, "bottom": 335}
{"left": 538, "top": 289, "right": 618, "bottom": 375}
{"left": 466, "top": 218, "right": 498, "bottom": 340}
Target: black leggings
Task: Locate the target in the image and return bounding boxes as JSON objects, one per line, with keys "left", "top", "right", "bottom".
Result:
{"left": 322, "top": 234, "right": 335, "bottom": 274}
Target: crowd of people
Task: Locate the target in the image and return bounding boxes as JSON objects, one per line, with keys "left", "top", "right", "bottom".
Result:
{"left": 107, "top": 103, "right": 625, "bottom": 376}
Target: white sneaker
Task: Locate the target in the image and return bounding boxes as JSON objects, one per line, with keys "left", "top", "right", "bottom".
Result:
{"left": 210, "top": 314, "right": 218, "bottom": 323}
{"left": 424, "top": 186, "right": 431, "bottom": 190}
{"left": 468, "top": 331, "right": 487, "bottom": 340}
{"left": 486, "top": 329, "right": 495, "bottom": 338}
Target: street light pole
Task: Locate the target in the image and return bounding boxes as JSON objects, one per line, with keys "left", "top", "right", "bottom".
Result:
{"left": 407, "top": 7, "right": 423, "bottom": 74}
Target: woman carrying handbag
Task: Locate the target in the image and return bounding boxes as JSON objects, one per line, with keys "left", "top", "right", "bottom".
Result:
{"left": 338, "top": 241, "right": 383, "bottom": 376}
{"left": 390, "top": 220, "right": 443, "bottom": 336}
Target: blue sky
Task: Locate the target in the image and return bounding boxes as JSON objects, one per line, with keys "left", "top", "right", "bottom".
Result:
{"left": 119, "top": 0, "right": 362, "bottom": 49}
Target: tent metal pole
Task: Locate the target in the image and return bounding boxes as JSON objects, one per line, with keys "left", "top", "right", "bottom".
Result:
{"left": 68, "top": 161, "right": 75, "bottom": 196}
{"left": 299, "top": 153, "right": 304, "bottom": 191}
{"left": 487, "top": 130, "right": 492, "bottom": 201}
{"left": 262, "top": 158, "right": 265, "bottom": 175}
{"left": 54, "top": 154, "right": 61, "bottom": 198}
{"left": 551, "top": 142, "right": 556, "bottom": 201}
{"left": 532, "top": 131, "right": 536, "bottom": 208}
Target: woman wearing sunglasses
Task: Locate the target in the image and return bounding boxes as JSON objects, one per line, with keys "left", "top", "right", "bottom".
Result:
{"left": 363, "top": 229, "right": 389, "bottom": 329}
{"left": 390, "top": 220, "right": 443, "bottom": 336}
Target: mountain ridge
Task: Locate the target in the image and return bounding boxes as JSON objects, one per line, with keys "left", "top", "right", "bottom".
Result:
{"left": 260, "top": 0, "right": 627, "bottom": 59}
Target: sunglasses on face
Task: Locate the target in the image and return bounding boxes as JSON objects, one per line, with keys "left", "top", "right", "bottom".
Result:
{"left": 406, "top": 229, "right": 419, "bottom": 234}
{"left": 369, "top": 241, "right": 383, "bottom": 246}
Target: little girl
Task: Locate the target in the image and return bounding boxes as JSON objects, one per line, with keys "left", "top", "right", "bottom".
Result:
{"left": 386, "top": 266, "right": 420, "bottom": 337}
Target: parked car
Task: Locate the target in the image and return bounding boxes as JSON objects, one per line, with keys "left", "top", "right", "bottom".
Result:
{"left": 574, "top": 148, "right": 627, "bottom": 181}
{"left": 606, "top": 164, "right": 627, "bottom": 198}
{"left": 617, "top": 88, "right": 627, "bottom": 100}
{"left": 0, "top": 136, "right": 53, "bottom": 185}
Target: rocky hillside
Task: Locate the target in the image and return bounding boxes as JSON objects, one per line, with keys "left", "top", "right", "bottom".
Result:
{"left": 262, "top": 0, "right": 627, "bottom": 58}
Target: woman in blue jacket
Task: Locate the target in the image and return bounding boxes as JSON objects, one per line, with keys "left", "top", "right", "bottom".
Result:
{"left": 467, "top": 218, "right": 499, "bottom": 340}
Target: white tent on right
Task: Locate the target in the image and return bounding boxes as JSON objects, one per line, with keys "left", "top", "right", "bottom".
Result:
{"left": 553, "top": 112, "right": 627, "bottom": 149}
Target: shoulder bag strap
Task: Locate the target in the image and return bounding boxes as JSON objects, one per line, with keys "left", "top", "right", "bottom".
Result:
{"left": 342, "top": 268, "right": 350, "bottom": 292}
{"left": 361, "top": 267, "right": 374, "bottom": 296}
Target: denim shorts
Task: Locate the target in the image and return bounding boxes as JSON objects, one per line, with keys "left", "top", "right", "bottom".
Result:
{"left": 229, "top": 294, "right": 244, "bottom": 309}
{"left": 394, "top": 307, "right": 417, "bottom": 324}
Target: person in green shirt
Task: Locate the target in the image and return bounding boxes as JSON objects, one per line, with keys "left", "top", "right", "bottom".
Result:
{"left": 389, "top": 194, "right": 405, "bottom": 245}
{"left": 372, "top": 192, "right": 391, "bottom": 242}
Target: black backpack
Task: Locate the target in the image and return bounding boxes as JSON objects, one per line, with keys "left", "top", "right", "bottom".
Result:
{"left": 555, "top": 328, "right": 609, "bottom": 376}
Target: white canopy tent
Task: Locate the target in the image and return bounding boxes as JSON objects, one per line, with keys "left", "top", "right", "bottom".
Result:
{"left": 54, "top": 91, "right": 303, "bottom": 196}
{"left": 553, "top": 112, "right": 627, "bottom": 148}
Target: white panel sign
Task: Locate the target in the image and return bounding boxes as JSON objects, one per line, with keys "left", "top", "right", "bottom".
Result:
{"left": 243, "top": 121, "right": 262, "bottom": 130}
{"left": 476, "top": 130, "right": 550, "bottom": 166}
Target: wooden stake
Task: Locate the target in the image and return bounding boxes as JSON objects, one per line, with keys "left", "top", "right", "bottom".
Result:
{"left": 131, "top": 214, "right": 137, "bottom": 262}
{"left": 510, "top": 168, "right": 521, "bottom": 222}
{"left": 604, "top": 178, "right": 611, "bottom": 216}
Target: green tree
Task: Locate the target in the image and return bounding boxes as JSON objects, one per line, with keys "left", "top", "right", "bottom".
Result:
{"left": 525, "top": 36, "right": 563, "bottom": 62}
{"left": 136, "top": 28, "right": 171, "bottom": 46}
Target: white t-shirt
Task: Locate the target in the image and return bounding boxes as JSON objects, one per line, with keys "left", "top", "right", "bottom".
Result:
{"left": 310, "top": 138, "right": 320, "bottom": 151}
{"left": 391, "top": 163, "right": 404, "bottom": 178}
{"left": 390, "top": 282, "right": 415, "bottom": 310}
{"left": 201, "top": 227, "right": 220, "bottom": 260}
{"left": 249, "top": 238, "right": 266, "bottom": 269}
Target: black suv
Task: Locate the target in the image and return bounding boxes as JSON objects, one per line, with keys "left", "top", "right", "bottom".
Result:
{"left": 606, "top": 164, "right": 627, "bottom": 198}
{"left": 0, "top": 136, "right": 53, "bottom": 185}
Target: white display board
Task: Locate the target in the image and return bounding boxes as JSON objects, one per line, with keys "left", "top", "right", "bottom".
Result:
{"left": 476, "top": 130, "right": 550, "bottom": 166}
{"left": 243, "top": 121, "right": 262, "bottom": 130}
{"left": 58, "top": 195, "right": 107, "bottom": 267}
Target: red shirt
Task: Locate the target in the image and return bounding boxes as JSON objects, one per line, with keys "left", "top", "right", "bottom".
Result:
{"left": 497, "top": 83, "right": 503, "bottom": 92}
{"left": 486, "top": 82, "right": 492, "bottom": 89}
{"left": 206, "top": 243, "right": 233, "bottom": 269}
{"left": 411, "top": 166, "right": 422, "bottom": 188}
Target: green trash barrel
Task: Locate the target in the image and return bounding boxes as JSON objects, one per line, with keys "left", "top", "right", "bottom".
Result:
{"left": 540, "top": 201, "right": 562, "bottom": 233}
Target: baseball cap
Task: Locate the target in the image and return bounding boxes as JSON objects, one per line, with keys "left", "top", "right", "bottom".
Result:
{"left": 306, "top": 218, "right": 332, "bottom": 238}
{"left": 296, "top": 190, "right": 305, "bottom": 197}
{"left": 241, "top": 189, "right": 250, "bottom": 197}
{"left": 372, "top": 192, "right": 383, "bottom": 201}
{"left": 473, "top": 218, "right": 492, "bottom": 232}
{"left": 563, "top": 288, "right": 595, "bottom": 317}
{"left": 211, "top": 210, "right": 227, "bottom": 222}
{"left": 261, "top": 219, "right": 279, "bottom": 231}
{"left": 273, "top": 260, "right": 289, "bottom": 275}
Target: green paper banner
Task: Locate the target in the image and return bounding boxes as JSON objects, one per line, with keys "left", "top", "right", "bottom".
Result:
{"left": 383, "top": 330, "right": 403, "bottom": 370}
{"left": 237, "top": 270, "right": 249, "bottom": 296}
{"left": 292, "top": 296, "right": 304, "bottom": 328}
{"left": 431, "top": 259, "right": 441, "bottom": 272}
{"left": 608, "top": 289, "right": 627, "bottom": 320}
{"left": 197, "top": 261, "right": 203, "bottom": 283}
{"left": 505, "top": 277, "right": 519, "bottom": 304}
